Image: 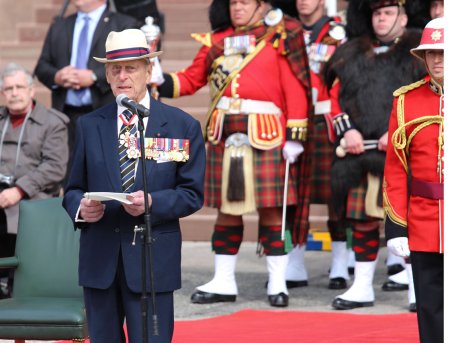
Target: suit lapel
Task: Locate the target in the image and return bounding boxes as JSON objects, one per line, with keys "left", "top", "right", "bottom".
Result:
{"left": 91, "top": 9, "right": 109, "bottom": 56}
{"left": 98, "top": 104, "right": 123, "bottom": 191}
{"left": 65, "top": 15, "right": 77, "bottom": 63}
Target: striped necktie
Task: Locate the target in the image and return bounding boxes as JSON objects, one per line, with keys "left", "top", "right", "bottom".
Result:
{"left": 118, "top": 110, "right": 138, "bottom": 192}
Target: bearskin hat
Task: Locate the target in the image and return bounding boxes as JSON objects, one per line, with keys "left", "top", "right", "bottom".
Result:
{"left": 345, "top": 0, "right": 372, "bottom": 39}
{"left": 209, "top": 0, "right": 231, "bottom": 31}
{"left": 405, "top": 0, "right": 431, "bottom": 28}
{"left": 270, "top": 0, "right": 298, "bottom": 18}
{"left": 345, "top": 0, "right": 431, "bottom": 39}
{"left": 209, "top": 0, "right": 278, "bottom": 31}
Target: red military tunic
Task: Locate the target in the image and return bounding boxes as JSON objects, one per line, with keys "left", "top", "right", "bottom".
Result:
{"left": 168, "top": 26, "right": 309, "bottom": 145}
{"left": 304, "top": 17, "right": 346, "bottom": 204}
{"left": 306, "top": 17, "right": 345, "bottom": 121}
{"left": 383, "top": 79, "right": 444, "bottom": 253}
{"left": 163, "top": 18, "right": 311, "bottom": 212}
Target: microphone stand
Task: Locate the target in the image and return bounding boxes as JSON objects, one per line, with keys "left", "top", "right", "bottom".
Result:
{"left": 133, "top": 103, "right": 159, "bottom": 341}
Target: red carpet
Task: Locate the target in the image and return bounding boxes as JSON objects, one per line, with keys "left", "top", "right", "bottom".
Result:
{"left": 58, "top": 310, "right": 419, "bottom": 343}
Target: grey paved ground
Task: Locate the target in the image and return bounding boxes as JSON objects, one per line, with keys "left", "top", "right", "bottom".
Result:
{"left": 174, "top": 242, "right": 411, "bottom": 320}
{"left": 0, "top": 242, "right": 410, "bottom": 343}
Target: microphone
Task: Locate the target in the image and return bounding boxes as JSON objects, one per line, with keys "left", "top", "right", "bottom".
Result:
{"left": 116, "top": 94, "right": 150, "bottom": 117}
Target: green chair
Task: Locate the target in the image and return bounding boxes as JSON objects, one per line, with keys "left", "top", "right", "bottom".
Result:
{"left": 0, "top": 198, "right": 88, "bottom": 343}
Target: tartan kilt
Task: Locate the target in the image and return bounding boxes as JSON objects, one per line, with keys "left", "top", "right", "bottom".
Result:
{"left": 204, "top": 114, "right": 299, "bottom": 209}
{"left": 309, "top": 116, "right": 333, "bottom": 204}
{"left": 345, "top": 177, "right": 381, "bottom": 222}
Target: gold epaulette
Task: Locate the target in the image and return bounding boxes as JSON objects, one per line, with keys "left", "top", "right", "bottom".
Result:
{"left": 393, "top": 79, "right": 427, "bottom": 97}
{"left": 190, "top": 32, "right": 212, "bottom": 48}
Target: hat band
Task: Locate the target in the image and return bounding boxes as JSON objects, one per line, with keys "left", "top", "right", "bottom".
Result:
{"left": 105, "top": 47, "right": 150, "bottom": 60}
{"left": 420, "top": 28, "right": 444, "bottom": 45}
{"left": 370, "top": 0, "right": 404, "bottom": 10}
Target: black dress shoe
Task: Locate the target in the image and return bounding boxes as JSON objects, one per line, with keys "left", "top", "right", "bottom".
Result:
{"left": 348, "top": 267, "right": 355, "bottom": 276}
{"left": 286, "top": 280, "right": 308, "bottom": 289}
{"left": 382, "top": 280, "right": 408, "bottom": 291}
{"left": 409, "top": 303, "right": 417, "bottom": 312}
{"left": 332, "top": 297, "right": 374, "bottom": 310}
{"left": 190, "top": 290, "right": 236, "bottom": 304}
{"left": 268, "top": 292, "right": 289, "bottom": 307}
{"left": 328, "top": 277, "right": 347, "bottom": 290}
{"left": 387, "top": 264, "right": 405, "bottom": 275}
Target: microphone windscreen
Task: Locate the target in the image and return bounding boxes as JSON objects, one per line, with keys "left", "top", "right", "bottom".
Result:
{"left": 116, "top": 94, "right": 128, "bottom": 106}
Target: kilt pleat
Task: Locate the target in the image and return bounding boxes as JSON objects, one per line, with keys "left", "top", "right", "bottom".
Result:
{"left": 204, "top": 114, "right": 299, "bottom": 209}
{"left": 346, "top": 177, "right": 381, "bottom": 221}
{"left": 309, "top": 117, "right": 333, "bottom": 204}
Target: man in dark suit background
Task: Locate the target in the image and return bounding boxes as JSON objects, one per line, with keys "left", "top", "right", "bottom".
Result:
{"left": 34, "top": 0, "right": 138, "bottom": 154}
{"left": 63, "top": 28, "right": 205, "bottom": 342}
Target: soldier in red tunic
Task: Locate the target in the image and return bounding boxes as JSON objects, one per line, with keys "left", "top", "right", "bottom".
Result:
{"left": 274, "top": 0, "right": 351, "bottom": 291}
{"left": 384, "top": 17, "right": 444, "bottom": 343}
{"left": 159, "top": 0, "right": 311, "bottom": 307}
{"left": 323, "top": 0, "right": 426, "bottom": 310}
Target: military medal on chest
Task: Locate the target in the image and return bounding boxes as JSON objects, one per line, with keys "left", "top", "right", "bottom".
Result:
{"left": 224, "top": 34, "right": 256, "bottom": 56}
{"left": 308, "top": 43, "right": 336, "bottom": 73}
{"left": 144, "top": 137, "right": 190, "bottom": 162}
{"left": 119, "top": 112, "right": 140, "bottom": 159}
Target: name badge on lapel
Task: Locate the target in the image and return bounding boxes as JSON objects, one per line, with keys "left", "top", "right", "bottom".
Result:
{"left": 144, "top": 138, "right": 190, "bottom": 162}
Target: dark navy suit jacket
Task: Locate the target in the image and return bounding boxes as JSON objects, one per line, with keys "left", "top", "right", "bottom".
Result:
{"left": 63, "top": 97, "right": 205, "bottom": 293}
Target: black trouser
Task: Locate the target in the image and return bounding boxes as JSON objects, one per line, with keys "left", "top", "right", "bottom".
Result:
{"left": 0, "top": 209, "right": 15, "bottom": 260}
{"left": 410, "top": 251, "right": 443, "bottom": 343}
{"left": 0, "top": 209, "right": 16, "bottom": 296}
{"left": 63, "top": 104, "right": 93, "bottom": 186}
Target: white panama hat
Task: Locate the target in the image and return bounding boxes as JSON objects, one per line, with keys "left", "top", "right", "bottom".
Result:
{"left": 94, "top": 29, "right": 162, "bottom": 63}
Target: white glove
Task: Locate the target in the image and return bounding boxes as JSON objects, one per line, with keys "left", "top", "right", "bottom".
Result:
{"left": 282, "top": 141, "right": 304, "bottom": 164}
{"left": 150, "top": 57, "right": 165, "bottom": 85}
{"left": 387, "top": 237, "right": 410, "bottom": 257}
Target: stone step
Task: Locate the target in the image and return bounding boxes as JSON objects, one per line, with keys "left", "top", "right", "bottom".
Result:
{"left": 158, "top": 2, "right": 210, "bottom": 14}
{"left": 162, "top": 23, "right": 210, "bottom": 41}
{"left": 160, "top": 83, "right": 209, "bottom": 105}
{"left": 160, "top": 59, "right": 197, "bottom": 72}
{"left": 17, "top": 22, "right": 51, "bottom": 43}
{"left": 35, "top": 4, "right": 64, "bottom": 24}
{"left": 161, "top": 40, "right": 205, "bottom": 60}
{"left": 34, "top": 86, "right": 52, "bottom": 108}
{"left": 0, "top": 43, "right": 42, "bottom": 68}
{"left": 156, "top": 0, "right": 210, "bottom": 41}
{"left": 16, "top": 22, "right": 208, "bottom": 47}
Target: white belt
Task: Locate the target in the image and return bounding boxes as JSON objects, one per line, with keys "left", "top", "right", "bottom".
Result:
{"left": 216, "top": 96, "right": 281, "bottom": 115}
{"left": 314, "top": 100, "right": 331, "bottom": 115}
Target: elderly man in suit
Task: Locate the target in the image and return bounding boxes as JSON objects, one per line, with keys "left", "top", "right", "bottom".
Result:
{"left": 63, "top": 29, "right": 206, "bottom": 343}
{"left": 34, "top": 0, "right": 138, "bottom": 155}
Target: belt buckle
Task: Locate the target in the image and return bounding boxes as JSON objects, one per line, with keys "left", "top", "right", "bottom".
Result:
{"left": 229, "top": 98, "right": 241, "bottom": 114}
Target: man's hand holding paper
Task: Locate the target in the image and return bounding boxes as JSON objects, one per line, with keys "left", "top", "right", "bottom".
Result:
{"left": 122, "top": 191, "right": 153, "bottom": 217}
